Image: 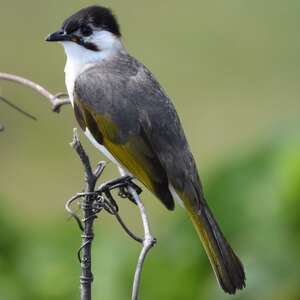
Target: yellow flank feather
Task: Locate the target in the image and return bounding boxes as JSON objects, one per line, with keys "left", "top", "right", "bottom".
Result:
{"left": 92, "top": 112, "right": 157, "bottom": 194}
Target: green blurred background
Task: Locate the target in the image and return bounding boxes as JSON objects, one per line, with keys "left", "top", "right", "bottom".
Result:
{"left": 1, "top": 1, "right": 300, "bottom": 299}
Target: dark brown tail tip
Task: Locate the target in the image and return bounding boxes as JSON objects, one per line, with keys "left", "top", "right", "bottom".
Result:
{"left": 223, "top": 276, "right": 246, "bottom": 294}
{"left": 221, "top": 254, "right": 246, "bottom": 294}
{"left": 224, "top": 279, "right": 246, "bottom": 294}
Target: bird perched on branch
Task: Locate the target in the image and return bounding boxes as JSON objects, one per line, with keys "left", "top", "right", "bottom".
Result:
{"left": 46, "top": 5, "right": 245, "bottom": 294}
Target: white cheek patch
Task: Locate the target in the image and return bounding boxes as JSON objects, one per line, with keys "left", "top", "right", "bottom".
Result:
{"left": 62, "top": 31, "right": 122, "bottom": 103}
{"left": 87, "top": 30, "right": 123, "bottom": 51}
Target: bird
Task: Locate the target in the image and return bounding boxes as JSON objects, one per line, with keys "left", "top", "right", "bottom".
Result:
{"left": 46, "top": 5, "right": 245, "bottom": 294}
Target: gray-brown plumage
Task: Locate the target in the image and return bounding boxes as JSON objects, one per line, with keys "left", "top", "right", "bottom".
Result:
{"left": 75, "top": 51, "right": 196, "bottom": 209}
{"left": 46, "top": 5, "right": 246, "bottom": 294}
{"left": 74, "top": 51, "right": 245, "bottom": 293}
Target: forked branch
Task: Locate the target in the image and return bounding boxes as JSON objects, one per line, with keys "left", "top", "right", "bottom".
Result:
{"left": 67, "top": 129, "right": 156, "bottom": 300}
{"left": 129, "top": 187, "right": 156, "bottom": 300}
{"left": 0, "top": 72, "right": 70, "bottom": 112}
{"left": 1, "top": 71, "right": 156, "bottom": 300}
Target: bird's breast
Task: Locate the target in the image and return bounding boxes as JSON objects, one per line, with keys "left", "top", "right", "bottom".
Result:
{"left": 64, "top": 63, "right": 81, "bottom": 107}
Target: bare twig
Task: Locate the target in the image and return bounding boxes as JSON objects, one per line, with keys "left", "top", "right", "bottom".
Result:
{"left": 65, "top": 193, "right": 86, "bottom": 231}
{"left": 1, "top": 69, "right": 157, "bottom": 300}
{"left": 70, "top": 128, "right": 100, "bottom": 300}
{"left": 0, "top": 96, "right": 37, "bottom": 120}
{"left": 114, "top": 212, "right": 143, "bottom": 243}
{"left": 0, "top": 72, "right": 70, "bottom": 112}
{"left": 67, "top": 129, "right": 155, "bottom": 300}
{"left": 128, "top": 187, "right": 156, "bottom": 300}
{"left": 117, "top": 169, "right": 156, "bottom": 300}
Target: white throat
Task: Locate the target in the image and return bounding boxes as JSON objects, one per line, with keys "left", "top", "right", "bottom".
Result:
{"left": 62, "top": 30, "right": 123, "bottom": 105}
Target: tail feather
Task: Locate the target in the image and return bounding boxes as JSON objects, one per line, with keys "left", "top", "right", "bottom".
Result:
{"left": 187, "top": 201, "right": 246, "bottom": 294}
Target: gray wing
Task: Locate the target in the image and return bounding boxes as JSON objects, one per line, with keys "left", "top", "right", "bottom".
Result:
{"left": 75, "top": 51, "right": 203, "bottom": 210}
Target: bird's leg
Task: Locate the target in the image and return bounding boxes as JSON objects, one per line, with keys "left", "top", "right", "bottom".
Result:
{"left": 118, "top": 183, "right": 142, "bottom": 204}
{"left": 97, "top": 175, "right": 131, "bottom": 191}
{"left": 96, "top": 175, "right": 142, "bottom": 205}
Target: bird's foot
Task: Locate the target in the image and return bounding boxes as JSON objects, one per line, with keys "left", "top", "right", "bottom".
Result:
{"left": 117, "top": 176, "right": 142, "bottom": 205}
{"left": 96, "top": 175, "right": 142, "bottom": 205}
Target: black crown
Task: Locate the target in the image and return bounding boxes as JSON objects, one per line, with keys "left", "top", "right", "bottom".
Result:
{"left": 62, "top": 6, "right": 121, "bottom": 37}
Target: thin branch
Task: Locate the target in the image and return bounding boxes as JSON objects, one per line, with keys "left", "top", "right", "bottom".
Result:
{"left": 0, "top": 72, "right": 70, "bottom": 112}
{"left": 65, "top": 194, "right": 85, "bottom": 232}
{"left": 70, "top": 128, "right": 99, "bottom": 300}
{"left": 117, "top": 168, "right": 156, "bottom": 300}
{"left": 114, "top": 213, "right": 143, "bottom": 243}
{"left": 1, "top": 70, "right": 157, "bottom": 300}
{"left": 128, "top": 187, "right": 156, "bottom": 300}
{"left": 66, "top": 189, "right": 143, "bottom": 243}
{"left": 67, "top": 129, "right": 156, "bottom": 300}
{"left": 0, "top": 96, "right": 37, "bottom": 120}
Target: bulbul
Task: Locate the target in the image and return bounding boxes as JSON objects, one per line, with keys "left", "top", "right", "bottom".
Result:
{"left": 46, "top": 6, "right": 245, "bottom": 294}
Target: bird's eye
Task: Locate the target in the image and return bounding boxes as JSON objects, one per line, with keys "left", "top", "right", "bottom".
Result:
{"left": 80, "top": 25, "right": 92, "bottom": 37}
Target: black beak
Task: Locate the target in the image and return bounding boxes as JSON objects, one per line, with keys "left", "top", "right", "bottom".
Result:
{"left": 45, "top": 30, "right": 72, "bottom": 42}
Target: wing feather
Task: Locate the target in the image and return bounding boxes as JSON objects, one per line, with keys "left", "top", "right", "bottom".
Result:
{"left": 74, "top": 98, "right": 174, "bottom": 210}
{"left": 74, "top": 51, "right": 203, "bottom": 210}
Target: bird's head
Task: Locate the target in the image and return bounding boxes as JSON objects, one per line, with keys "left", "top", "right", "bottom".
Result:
{"left": 46, "top": 6, "right": 122, "bottom": 54}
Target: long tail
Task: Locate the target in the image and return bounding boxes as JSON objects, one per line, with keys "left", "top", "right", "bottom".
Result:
{"left": 186, "top": 199, "right": 246, "bottom": 294}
